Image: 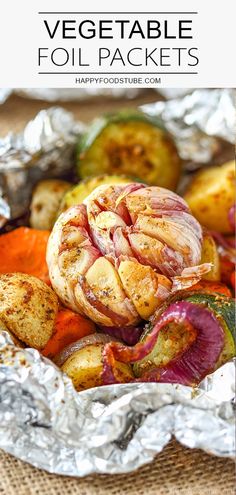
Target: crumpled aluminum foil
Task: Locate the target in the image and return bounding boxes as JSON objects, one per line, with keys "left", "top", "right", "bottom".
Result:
{"left": 0, "top": 331, "right": 235, "bottom": 476}
{"left": 0, "top": 107, "right": 83, "bottom": 227}
{"left": 142, "top": 88, "right": 235, "bottom": 169}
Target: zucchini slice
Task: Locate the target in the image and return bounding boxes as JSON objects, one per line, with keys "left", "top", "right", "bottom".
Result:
{"left": 77, "top": 111, "right": 181, "bottom": 190}
{"left": 133, "top": 293, "right": 235, "bottom": 377}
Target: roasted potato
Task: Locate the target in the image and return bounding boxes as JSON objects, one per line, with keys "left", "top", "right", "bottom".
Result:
{"left": 30, "top": 179, "right": 71, "bottom": 230}
{"left": 184, "top": 160, "right": 235, "bottom": 233}
{"left": 59, "top": 174, "right": 132, "bottom": 214}
{"left": 0, "top": 273, "right": 58, "bottom": 349}
{"left": 77, "top": 111, "right": 181, "bottom": 189}
{"left": 56, "top": 334, "right": 134, "bottom": 391}
{"left": 200, "top": 233, "right": 220, "bottom": 281}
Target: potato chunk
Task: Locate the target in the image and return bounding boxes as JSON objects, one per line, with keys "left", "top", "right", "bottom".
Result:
{"left": 61, "top": 342, "right": 134, "bottom": 391}
{"left": 30, "top": 179, "right": 71, "bottom": 230}
{"left": 184, "top": 161, "right": 235, "bottom": 233}
{"left": 0, "top": 273, "right": 58, "bottom": 349}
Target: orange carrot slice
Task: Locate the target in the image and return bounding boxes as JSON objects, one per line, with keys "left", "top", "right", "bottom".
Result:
{"left": 0, "top": 227, "right": 50, "bottom": 284}
{"left": 42, "top": 309, "right": 96, "bottom": 359}
{"left": 189, "top": 279, "right": 232, "bottom": 297}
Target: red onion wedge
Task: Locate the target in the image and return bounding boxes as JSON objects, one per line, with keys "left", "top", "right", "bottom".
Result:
{"left": 99, "top": 325, "right": 143, "bottom": 345}
{"left": 102, "top": 301, "right": 224, "bottom": 386}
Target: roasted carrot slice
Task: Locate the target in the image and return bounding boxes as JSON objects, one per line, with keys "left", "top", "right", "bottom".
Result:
{"left": 0, "top": 227, "right": 50, "bottom": 284}
{"left": 42, "top": 309, "right": 96, "bottom": 359}
{"left": 189, "top": 279, "right": 232, "bottom": 297}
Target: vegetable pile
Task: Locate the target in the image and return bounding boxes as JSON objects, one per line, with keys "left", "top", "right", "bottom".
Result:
{"left": 0, "top": 110, "right": 235, "bottom": 392}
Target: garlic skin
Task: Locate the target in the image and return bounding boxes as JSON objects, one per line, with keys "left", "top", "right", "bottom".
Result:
{"left": 47, "top": 183, "right": 206, "bottom": 326}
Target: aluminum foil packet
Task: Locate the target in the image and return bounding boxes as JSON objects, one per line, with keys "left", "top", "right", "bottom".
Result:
{"left": 0, "top": 332, "right": 235, "bottom": 476}
{"left": 0, "top": 88, "right": 235, "bottom": 476}
{"left": 142, "top": 88, "right": 235, "bottom": 170}
{"left": 0, "top": 107, "right": 83, "bottom": 227}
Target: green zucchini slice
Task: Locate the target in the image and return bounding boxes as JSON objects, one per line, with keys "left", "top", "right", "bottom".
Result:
{"left": 77, "top": 111, "right": 181, "bottom": 190}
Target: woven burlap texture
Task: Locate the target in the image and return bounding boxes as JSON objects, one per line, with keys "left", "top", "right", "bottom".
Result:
{"left": 0, "top": 440, "right": 235, "bottom": 495}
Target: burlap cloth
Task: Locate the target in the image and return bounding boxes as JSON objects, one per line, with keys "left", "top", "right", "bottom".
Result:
{"left": 0, "top": 93, "right": 235, "bottom": 494}
{"left": 0, "top": 441, "right": 235, "bottom": 495}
